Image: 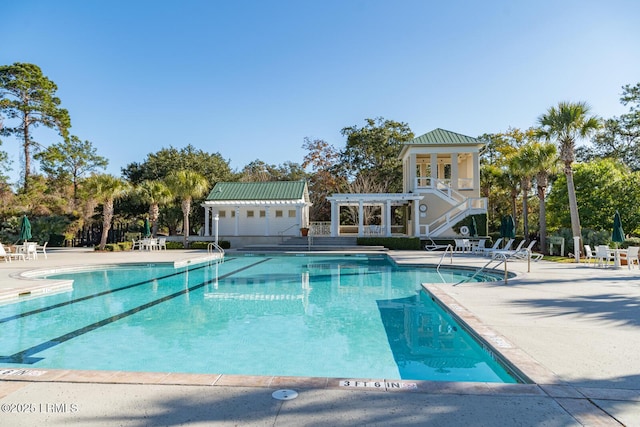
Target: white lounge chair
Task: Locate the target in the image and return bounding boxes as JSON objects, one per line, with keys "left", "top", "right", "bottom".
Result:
{"left": 487, "top": 238, "right": 514, "bottom": 257}
{"left": 481, "top": 238, "right": 503, "bottom": 256}
{"left": 424, "top": 238, "right": 449, "bottom": 251}
{"left": 0, "top": 243, "right": 26, "bottom": 262}
{"left": 492, "top": 240, "right": 527, "bottom": 259}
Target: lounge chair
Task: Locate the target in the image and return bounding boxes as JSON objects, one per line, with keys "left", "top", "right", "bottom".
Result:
{"left": 0, "top": 242, "right": 26, "bottom": 262}
{"left": 491, "top": 240, "right": 527, "bottom": 259}
{"left": 486, "top": 238, "right": 514, "bottom": 257}
{"left": 424, "top": 238, "right": 449, "bottom": 251}
{"left": 481, "top": 238, "right": 503, "bottom": 256}
{"left": 472, "top": 239, "right": 487, "bottom": 254}
{"left": 510, "top": 240, "right": 543, "bottom": 261}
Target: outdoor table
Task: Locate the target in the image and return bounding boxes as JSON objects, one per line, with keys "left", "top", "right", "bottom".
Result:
{"left": 612, "top": 248, "right": 626, "bottom": 269}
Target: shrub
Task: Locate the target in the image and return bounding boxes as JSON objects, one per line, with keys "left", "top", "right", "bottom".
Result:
{"left": 188, "top": 241, "right": 231, "bottom": 250}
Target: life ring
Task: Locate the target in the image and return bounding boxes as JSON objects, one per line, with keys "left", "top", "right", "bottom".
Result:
{"left": 460, "top": 226, "right": 470, "bottom": 236}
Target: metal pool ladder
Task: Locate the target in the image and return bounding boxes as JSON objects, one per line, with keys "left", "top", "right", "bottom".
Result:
{"left": 207, "top": 242, "right": 225, "bottom": 261}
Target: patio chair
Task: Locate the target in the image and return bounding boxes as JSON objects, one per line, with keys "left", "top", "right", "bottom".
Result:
{"left": 0, "top": 242, "right": 26, "bottom": 262}
{"left": 156, "top": 237, "right": 167, "bottom": 250}
{"left": 583, "top": 245, "right": 596, "bottom": 265}
{"left": 454, "top": 238, "right": 471, "bottom": 253}
{"left": 23, "top": 242, "right": 38, "bottom": 260}
{"left": 620, "top": 246, "right": 640, "bottom": 269}
{"left": 595, "top": 245, "right": 614, "bottom": 268}
{"left": 131, "top": 239, "right": 141, "bottom": 251}
{"left": 36, "top": 241, "right": 48, "bottom": 259}
{"left": 424, "top": 238, "right": 449, "bottom": 251}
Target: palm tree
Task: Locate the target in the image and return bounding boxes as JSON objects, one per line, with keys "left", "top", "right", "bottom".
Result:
{"left": 515, "top": 142, "right": 560, "bottom": 253}
{"left": 537, "top": 102, "right": 600, "bottom": 255}
{"left": 84, "top": 174, "right": 131, "bottom": 250}
{"left": 508, "top": 148, "right": 535, "bottom": 238}
{"left": 136, "top": 180, "right": 172, "bottom": 237}
{"left": 165, "top": 170, "right": 209, "bottom": 248}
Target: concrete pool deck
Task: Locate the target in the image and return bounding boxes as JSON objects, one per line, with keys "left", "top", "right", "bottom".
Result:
{"left": 0, "top": 247, "right": 638, "bottom": 426}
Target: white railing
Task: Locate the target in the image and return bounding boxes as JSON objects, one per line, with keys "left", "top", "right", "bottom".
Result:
{"left": 420, "top": 197, "right": 487, "bottom": 237}
{"left": 414, "top": 177, "right": 474, "bottom": 201}
{"left": 310, "top": 221, "right": 331, "bottom": 236}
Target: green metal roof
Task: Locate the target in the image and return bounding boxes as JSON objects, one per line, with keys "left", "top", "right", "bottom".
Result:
{"left": 206, "top": 181, "right": 308, "bottom": 201}
{"left": 405, "top": 128, "right": 481, "bottom": 146}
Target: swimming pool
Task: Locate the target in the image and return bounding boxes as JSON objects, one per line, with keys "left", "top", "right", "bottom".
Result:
{"left": 0, "top": 254, "right": 518, "bottom": 383}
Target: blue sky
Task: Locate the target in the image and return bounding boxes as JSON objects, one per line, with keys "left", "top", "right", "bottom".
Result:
{"left": 2, "top": 0, "right": 639, "bottom": 183}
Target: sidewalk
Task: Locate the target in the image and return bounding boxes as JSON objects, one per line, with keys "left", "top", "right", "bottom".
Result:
{"left": 0, "top": 248, "right": 638, "bottom": 426}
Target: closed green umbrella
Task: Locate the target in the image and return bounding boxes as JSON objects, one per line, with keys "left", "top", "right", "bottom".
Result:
{"left": 612, "top": 211, "right": 624, "bottom": 247}
{"left": 143, "top": 218, "right": 151, "bottom": 238}
{"left": 470, "top": 216, "right": 478, "bottom": 237}
{"left": 505, "top": 215, "right": 515, "bottom": 239}
{"left": 19, "top": 215, "right": 32, "bottom": 242}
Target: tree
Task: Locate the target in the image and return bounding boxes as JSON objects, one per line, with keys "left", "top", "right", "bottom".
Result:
{"left": 0, "top": 63, "right": 71, "bottom": 189}
{"left": 516, "top": 141, "right": 559, "bottom": 252}
{"left": 35, "top": 135, "right": 108, "bottom": 206}
{"left": 165, "top": 170, "right": 209, "bottom": 248}
{"left": 136, "top": 179, "right": 173, "bottom": 237}
{"left": 122, "top": 144, "right": 233, "bottom": 185}
{"left": 239, "top": 159, "right": 308, "bottom": 182}
{"left": 578, "top": 83, "right": 640, "bottom": 170}
{"left": 340, "top": 117, "right": 413, "bottom": 193}
{"left": 547, "top": 158, "right": 640, "bottom": 235}
{"left": 537, "top": 102, "right": 600, "bottom": 253}
{"left": 84, "top": 174, "right": 131, "bottom": 250}
{"left": 302, "top": 137, "right": 347, "bottom": 221}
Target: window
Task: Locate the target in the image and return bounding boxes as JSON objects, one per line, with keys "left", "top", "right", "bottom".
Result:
{"left": 247, "top": 210, "right": 254, "bottom": 218}
{"left": 218, "top": 210, "right": 226, "bottom": 218}
{"left": 259, "top": 210, "right": 266, "bottom": 218}
{"left": 231, "top": 210, "right": 235, "bottom": 218}
{"left": 275, "top": 210, "right": 283, "bottom": 218}
{"left": 288, "top": 210, "right": 296, "bottom": 218}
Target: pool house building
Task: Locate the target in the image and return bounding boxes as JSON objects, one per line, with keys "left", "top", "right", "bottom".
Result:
{"left": 200, "top": 128, "right": 486, "bottom": 245}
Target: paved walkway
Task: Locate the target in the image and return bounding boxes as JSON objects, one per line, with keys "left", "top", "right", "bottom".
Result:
{"left": 0, "top": 248, "right": 638, "bottom": 426}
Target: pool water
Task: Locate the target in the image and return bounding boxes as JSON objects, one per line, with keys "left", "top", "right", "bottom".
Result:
{"left": 0, "top": 255, "right": 517, "bottom": 383}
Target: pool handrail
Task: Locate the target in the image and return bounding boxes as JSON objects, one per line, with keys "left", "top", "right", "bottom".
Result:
{"left": 436, "top": 244, "right": 454, "bottom": 271}
{"left": 207, "top": 242, "right": 225, "bottom": 260}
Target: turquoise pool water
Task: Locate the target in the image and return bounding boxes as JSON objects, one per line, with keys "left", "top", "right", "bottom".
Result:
{"left": 0, "top": 255, "right": 517, "bottom": 383}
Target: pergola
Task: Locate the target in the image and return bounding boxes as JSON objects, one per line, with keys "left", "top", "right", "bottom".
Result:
{"left": 327, "top": 193, "right": 423, "bottom": 237}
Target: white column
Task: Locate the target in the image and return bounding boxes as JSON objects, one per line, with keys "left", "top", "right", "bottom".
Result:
{"left": 358, "top": 200, "right": 364, "bottom": 237}
{"left": 234, "top": 207, "right": 240, "bottom": 236}
{"left": 413, "top": 201, "right": 420, "bottom": 236}
{"left": 408, "top": 153, "right": 416, "bottom": 191}
{"left": 472, "top": 152, "right": 480, "bottom": 197}
{"left": 264, "top": 206, "right": 270, "bottom": 236}
{"left": 451, "top": 153, "right": 459, "bottom": 190}
{"left": 330, "top": 200, "right": 339, "bottom": 236}
{"left": 430, "top": 154, "right": 437, "bottom": 187}
{"left": 204, "top": 206, "right": 210, "bottom": 237}
{"left": 385, "top": 200, "right": 392, "bottom": 236}
{"left": 214, "top": 214, "right": 219, "bottom": 244}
